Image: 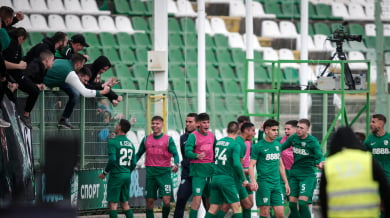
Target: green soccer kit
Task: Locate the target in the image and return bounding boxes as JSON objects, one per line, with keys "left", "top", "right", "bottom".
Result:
{"left": 281, "top": 134, "right": 324, "bottom": 198}
{"left": 104, "top": 135, "right": 136, "bottom": 203}
{"left": 251, "top": 139, "right": 284, "bottom": 206}
{"left": 364, "top": 132, "right": 390, "bottom": 183}
{"left": 210, "top": 136, "right": 246, "bottom": 204}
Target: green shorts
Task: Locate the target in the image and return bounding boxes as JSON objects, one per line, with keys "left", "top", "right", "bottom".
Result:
{"left": 210, "top": 175, "right": 240, "bottom": 204}
{"left": 145, "top": 172, "right": 172, "bottom": 199}
{"left": 288, "top": 175, "right": 317, "bottom": 198}
{"left": 256, "top": 179, "right": 284, "bottom": 207}
{"left": 107, "top": 173, "right": 131, "bottom": 203}
{"left": 192, "top": 176, "right": 211, "bottom": 197}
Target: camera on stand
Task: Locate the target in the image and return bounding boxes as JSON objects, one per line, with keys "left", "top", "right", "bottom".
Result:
{"left": 316, "top": 22, "right": 364, "bottom": 90}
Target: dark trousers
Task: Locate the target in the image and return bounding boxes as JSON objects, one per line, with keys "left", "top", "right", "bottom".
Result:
{"left": 60, "top": 83, "right": 80, "bottom": 119}
{"left": 18, "top": 76, "right": 40, "bottom": 113}
{"left": 173, "top": 176, "right": 193, "bottom": 218}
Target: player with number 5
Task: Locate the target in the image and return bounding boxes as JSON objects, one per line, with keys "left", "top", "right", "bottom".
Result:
{"left": 99, "top": 119, "right": 136, "bottom": 218}
{"left": 135, "top": 115, "right": 180, "bottom": 218}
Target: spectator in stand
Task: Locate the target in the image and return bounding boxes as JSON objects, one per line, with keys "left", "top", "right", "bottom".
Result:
{"left": 24, "top": 32, "right": 68, "bottom": 64}
{"left": 0, "top": 21, "right": 11, "bottom": 127}
{"left": 85, "top": 56, "right": 122, "bottom": 106}
{"left": 18, "top": 50, "right": 54, "bottom": 129}
{"left": 55, "top": 34, "right": 89, "bottom": 59}
{"left": 43, "top": 53, "right": 110, "bottom": 129}
{"left": 0, "top": 6, "right": 24, "bottom": 30}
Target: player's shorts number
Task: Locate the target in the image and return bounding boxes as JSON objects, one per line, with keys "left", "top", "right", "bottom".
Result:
{"left": 215, "top": 147, "right": 227, "bottom": 165}
{"left": 301, "top": 184, "right": 306, "bottom": 192}
{"left": 119, "top": 148, "right": 133, "bottom": 166}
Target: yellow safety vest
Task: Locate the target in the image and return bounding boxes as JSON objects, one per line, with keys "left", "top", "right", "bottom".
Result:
{"left": 325, "top": 149, "right": 380, "bottom": 218}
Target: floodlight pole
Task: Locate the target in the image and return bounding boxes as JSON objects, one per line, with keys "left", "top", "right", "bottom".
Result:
{"left": 245, "top": 0, "right": 255, "bottom": 120}
{"left": 299, "top": 0, "right": 309, "bottom": 119}
{"left": 197, "top": 0, "right": 206, "bottom": 113}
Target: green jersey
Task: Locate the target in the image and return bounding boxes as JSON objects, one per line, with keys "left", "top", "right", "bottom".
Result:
{"left": 251, "top": 139, "right": 281, "bottom": 184}
{"left": 104, "top": 135, "right": 136, "bottom": 174}
{"left": 282, "top": 134, "right": 324, "bottom": 178}
{"left": 214, "top": 137, "right": 245, "bottom": 182}
{"left": 236, "top": 135, "right": 247, "bottom": 159}
{"left": 364, "top": 132, "right": 390, "bottom": 181}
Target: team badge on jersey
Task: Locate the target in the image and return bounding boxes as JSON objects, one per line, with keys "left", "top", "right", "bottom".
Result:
{"left": 275, "top": 146, "right": 279, "bottom": 151}
{"left": 263, "top": 197, "right": 269, "bottom": 203}
{"left": 385, "top": 140, "right": 388, "bottom": 146}
{"left": 301, "top": 142, "right": 306, "bottom": 147}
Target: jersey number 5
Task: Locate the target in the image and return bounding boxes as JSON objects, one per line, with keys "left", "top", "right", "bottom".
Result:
{"left": 119, "top": 148, "right": 133, "bottom": 166}
{"left": 215, "top": 147, "right": 227, "bottom": 165}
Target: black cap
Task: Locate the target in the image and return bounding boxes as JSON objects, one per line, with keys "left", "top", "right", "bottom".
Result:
{"left": 71, "top": 34, "right": 89, "bottom": 47}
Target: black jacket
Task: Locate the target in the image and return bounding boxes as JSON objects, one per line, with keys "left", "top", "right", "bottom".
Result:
{"left": 24, "top": 37, "right": 55, "bottom": 63}
{"left": 22, "top": 59, "right": 46, "bottom": 83}
{"left": 180, "top": 130, "right": 193, "bottom": 179}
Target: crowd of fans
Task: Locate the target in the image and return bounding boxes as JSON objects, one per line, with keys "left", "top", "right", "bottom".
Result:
{"left": 0, "top": 6, "right": 122, "bottom": 129}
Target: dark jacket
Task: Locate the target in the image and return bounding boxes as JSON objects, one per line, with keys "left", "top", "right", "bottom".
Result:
{"left": 24, "top": 37, "right": 55, "bottom": 63}
{"left": 23, "top": 58, "right": 46, "bottom": 83}
{"left": 3, "top": 34, "right": 23, "bottom": 82}
{"left": 180, "top": 130, "right": 193, "bottom": 179}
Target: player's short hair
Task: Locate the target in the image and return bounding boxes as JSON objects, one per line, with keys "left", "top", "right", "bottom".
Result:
{"left": 39, "top": 50, "right": 54, "bottom": 61}
{"left": 77, "top": 67, "right": 91, "bottom": 77}
{"left": 152, "top": 115, "right": 164, "bottom": 122}
{"left": 51, "top": 31, "right": 68, "bottom": 44}
{"left": 263, "top": 119, "right": 279, "bottom": 129}
{"left": 285, "top": 120, "right": 298, "bottom": 127}
{"left": 373, "top": 114, "right": 386, "bottom": 124}
{"left": 227, "top": 121, "right": 239, "bottom": 134}
{"left": 71, "top": 53, "right": 87, "bottom": 64}
{"left": 237, "top": 115, "right": 250, "bottom": 124}
{"left": 196, "top": 113, "right": 209, "bottom": 122}
{"left": 8, "top": 27, "right": 28, "bottom": 40}
{"left": 0, "top": 6, "right": 14, "bottom": 20}
{"left": 187, "top": 113, "right": 197, "bottom": 119}
{"left": 241, "top": 122, "right": 254, "bottom": 133}
{"left": 119, "top": 119, "right": 131, "bottom": 133}
{"left": 298, "top": 118, "right": 311, "bottom": 128}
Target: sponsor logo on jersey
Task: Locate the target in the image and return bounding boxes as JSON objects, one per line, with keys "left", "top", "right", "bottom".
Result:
{"left": 293, "top": 147, "right": 309, "bottom": 155}
{"left": 372, "top": 148, "right": 390, "bottom": 154}
{"left": 265, "top": 153, "right": 280, "bottom": 160}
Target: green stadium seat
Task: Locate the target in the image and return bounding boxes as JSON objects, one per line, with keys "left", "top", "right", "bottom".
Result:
{"left": 183, "top": 32, "right": 197, "bottom": 48}
{"left": 263, "top": 1, "right": 283, "bottom": 18}
{"left": 188, "top": 79, "right": 197, "bottom": 95}
{"left": 180, "top": 18, "right": 196, "bottom": 34}
{"left": 206, "top": 49, "right": 218, "bottom": 66}
{"left": 113, "top": 0, "right": 131, "bottom": 15}
{"left": 145, "top": 1, "right": 153, "bottom": 15}
{"left": 365, "top": 49, "right": 376, "bottom": 65}
{"left": 385, "top": 52, "right": 390, "bottom": 65}
{"left": 135, "top": 78, "right": 153, "bottom": 90}
{"left": 169, "top": 48, "right": 185, "bottom": 65}
{"left": 85, "top": 47, "right": 102, "bottom": 63}
{"left": 213, "top": 34, "right": 229, "bottom": 48}
{"left": 219, "top": 64, "right": 237, "bottom": 80}
{"left": 168, "top": 64, "right": 184, "bottom": 80}
{"left": 183, "top": 47, "right": 197, "bottom": 64}
{"left": 114, "top": 63, "right": 131, "bottom": 80}
{"left": 83, "top": 32, "right": 101, "bottom": 48}
{"left": 206, "top": 80, "right": 224, "bottom": 96}
{"left": 313, "top": 22, "right": 331, "bottom": 36}
{"left": 206, "top": 64, "right": 220, "bottom": 80}
{"left": 385, "top": 37, "right": 390, "bottom": 51}
{"left": 132, "top": 32, "right": 151, "bottom": 48}
{"left": 116, "top": 32, "right": 135, "bottom": 48}
{"left": 347, "top": 41, "right": 367, "bottom": 52}
{"left": 282, "top": 67, "right": 299, "bottom": 84}
{"left": 168, "top": 17, "right": 182, "bottom": 33}
{"left": 281, "top": 1, "right": 300, "bottom": 19}
{"left": 29, "top": 32, "right": 44, "bottom": 46}
{"left": 129, "top": 0, "right": 147, "bottom": 16}
{"left": 169, "top": 33, "right": 184, "bottom": 48}
{"left": 132, "top": 16, "right": 150, "bottom": 32}
{"left": 132, "top": 63, "right": 148, "bottom": 79}
{"left": 296, "top": 22, "right": 315, "bottom": 36}
{"left": 206, "top": 34, "right": 215, "bottom": 48}
{"left": 223, "top": 80, "right": 242, "bottom": 95}
{"left": 119, "top": 79, "right": 136, "bottom": 90}
{"left": 235, "top": 65, "right": 246, "bottom": 82}
{"left": 170, "top": 79, "right": 187, "bottom": 95}
{"left": 364, "top": 36, "right": 376, "bottom": 49}
{"left": 21, "top": 43, "right": 31, "bottom": 56}
{"left": 119, "top": 47, "right": 136, "bottom": 65}
{"left": 215, "top": 48, "right": 234, "bottom": 66}
{"left": 102, "top": 48, "right": 121, "bottom": 64}
{"left": 231, "top": 48, "right": 246, "bottom": 64}
{"left": 225, "top": 96, "right": 243, "bottom": 112}
{"left": 100, "top": 32, "right": 118, "bottom": 48}
{"left": 349, "top": 23, "right": 365, "bottom": 36}
{"left": 185, "top": 63, "right": 197, "bottom": 80}
{"left": 315, "top": 4, "right": 342, "bottom": 20}
{"left": 255, "top": 64, "right": 271, "bottom": 83}
{"left": 134, "top": 47, "right": 148, "bottom": 64}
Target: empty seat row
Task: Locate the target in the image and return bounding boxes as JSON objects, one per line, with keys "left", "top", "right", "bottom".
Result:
{"left": 0, "top": 0, "right": 110, "bottom": 15}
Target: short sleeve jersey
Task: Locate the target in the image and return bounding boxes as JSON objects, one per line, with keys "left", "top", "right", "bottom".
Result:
{"left": 282, "top": 134, "right": 324, "bottom": 178}
{"left": 251, "top": 139, "right": 281, "bottom": 184}
{"left": 108, "top": 135, "right": 136, "bottom": 174}
{"left": 214, "top": 137, "right": 244, "bottom": 182}
{"left": 364, "top": 132, "right": 390, "bottom": 181}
